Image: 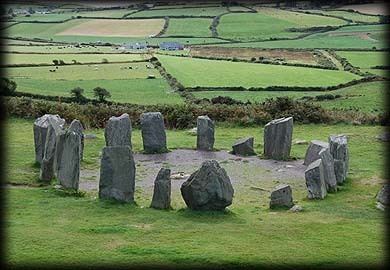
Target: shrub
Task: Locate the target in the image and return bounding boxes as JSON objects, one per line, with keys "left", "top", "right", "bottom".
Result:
{"left": 93, "top": 87, "right": 111, "bottom": 102}
{"left": 102, "top": 58, "right": 108, "bottom": 63}
{"left": 0, "top": 77, "right": 17, "bottom": 96}
{"left": 70, "top": 87, "right": 87, "bottom": 103}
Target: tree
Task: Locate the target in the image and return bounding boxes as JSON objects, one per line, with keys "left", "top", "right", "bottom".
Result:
{"left": 0, "top": 78, "right": 17, "bottom": 96}
{"left": 93, "top": 87, "right": 111, "bottom": 102}
{"left": 28, "top": 7, "right": 35, "bottom": 14}
{"left": 70, "top": 87, "right": 86, "bottom": 103}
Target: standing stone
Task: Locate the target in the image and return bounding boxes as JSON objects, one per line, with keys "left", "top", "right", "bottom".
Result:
{"left": 99, "top": 146, "right": 136, "bottom": 203}
{"left": 40, "top": 118, "right": 64, "bottom": 182}
{"left": 377, "top": 183, "right": 389, "bottom": 208}
{"left": 140, "top": 112, "right": 167, "bottom": 153}
{"left": 33, "top": 114, "right": 65, "bottom": 164}
{"left": 104, "top": 113, "right": 132, "bottom": 147}
{"left": 319, "top": 148, "right": 337, "bottom": 193}
{"left": 69, "top": 119, "right": 84, "bottom": 160}
{"left": 263, "top": 117, "right": 293, "bottom": 160}
{"left": 232, "top": 137, "right": 255, "bottom": 156}
{"left": 181, "top": 160, "right": 234, "bottom": 211}
{"left": 329, "top": 135, "right": 349, "bottom": 185}
{"left": 305, "top": 159, "right": 327, "bottom": 199}
{"left": 55, "top": 130, "right": 80, "bottom": 190}
{"left": 196, "top": 115, "right": 215, "bottom": 151}
{"left": 150, "top": 168, "right": 171, "bottom": 209}
{"left": 269, "top": 184, "right": 294, "bottom": 208}
{"left": 304, "top": 140, "right": 329, "bottom": 165}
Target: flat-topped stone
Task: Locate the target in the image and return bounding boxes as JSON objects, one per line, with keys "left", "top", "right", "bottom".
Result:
{"left": 305, "top": 159, "right": 327, "bottom": 199}
{"left": 181, "top": 160, "right": 234, "bottom": 211}
{"left": 33, "top": 114, "right": 65, "bottom": 164}
{"left": 140, "top": 112, "right": 167, "bottom": 153}
{"left": 263, "top": 117, "right": 293, "bottom": 160}
{"left": 99, "top": 146, "right": 136, "bottom": 203}
{"left": 304, "top": 140, "right": 329, "bottom": 166}
{"left": 55, "top": 130, "right": 81, "bottom": 190}
{"left": 232, "top": 137, "right": 255, "bottom": 156}
{"left": 270, "top": 184, "right": 294, "bottom": 208}
{"left": 329, "top": 135, "right": 349, "bottom": 185}
{"left": 196, "top": 115, "right": 215, "bottom": 151}
{"left": 104, "top": 113, "right": 132, "bottom": 147}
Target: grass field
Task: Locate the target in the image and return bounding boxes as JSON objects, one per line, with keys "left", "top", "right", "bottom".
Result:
{"left": 128, "top": 6, "right": 228, "bottom": 17}
{"left": 218, "top": 8, "right": 346, "bottom": 41}
{"left": 4, "top": 45, "right": 121, "bottom": 53}
{"left": 300, "top": 9, "right": 380, "bottom": 23}
{"left": 193, "top": 81, "right": 386, "bottom": 113}
{"left": 164, "top": 18, "right": 212, "bottom": 37}
{"left": 5, "top": 118, "right": 386, "bottom": 266}
{"left": 336, "top": 51, "right": 388, "bottom": 68}
{"left": 218, "top": 24, "right": 387, "bottom": 49}
{"left": 157, "top": 54, "right": 360, "bottom": 88}
{"left": 13, "top": 13, "right": 75, "bottom": 22}
{"left": 3, "top": 53, "right": 147, "bottom": 65}
{"left": 336, "top": 3, "right": 388, "bottom": 15}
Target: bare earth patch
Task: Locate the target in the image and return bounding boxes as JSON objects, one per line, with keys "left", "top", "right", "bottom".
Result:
{"left": 56, "top": 19, "right": 165, "bottom": 37}
{"left": 337, "top": 3, "right": 388, "bottom": 15}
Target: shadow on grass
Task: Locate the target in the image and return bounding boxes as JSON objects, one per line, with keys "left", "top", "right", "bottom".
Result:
{"left": 176, "top": 207, "right": 245, "bottom": 223}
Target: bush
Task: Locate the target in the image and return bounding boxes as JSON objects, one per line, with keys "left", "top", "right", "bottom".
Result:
{"left": 70, "top": 87, "right": 87, "bottom": 103}
{"left": 102, "top": 58, "right": 108, "bottom": 63}
{"left": 0, "top": 77, "right": 17, "bottom": 96}
{"left": 93, "top": 87, "right": 111, "bottom": 102}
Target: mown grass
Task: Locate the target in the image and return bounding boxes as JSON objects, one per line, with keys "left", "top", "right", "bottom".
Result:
{"left": 301, "top": 9, "right": 380, "bottom": 23}
{"left": 336, "top": 51, "right": 387, "bottom": 69}
{"left": 157, "top": 54, "right": 360, "bottom": 88}
{"left": 4, "top": 45, "right": 123, "bottom": 54}
{"left": 164, "top": 18, "right": 213, "bottom": 37}
{"left": 128, "top": 6, "right": 228, "bottom": 17}
{"left": 218, "top": 8, "right": 346, "bottom": 41}
{"left": 5, "top": 117, "right": 387, "bottom": 267}
{"left": 193, "top": 81, "right": 386, "bottom": 113}
{"left": 3, "top": 53, "right": 147, "bottom": 65}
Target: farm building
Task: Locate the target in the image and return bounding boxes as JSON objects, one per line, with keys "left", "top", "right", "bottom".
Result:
{"left": 159, "top": 42, "right": 184, "bottom": 51}
{"left": 122, "top": 42, "right": 147, "bottom": 50}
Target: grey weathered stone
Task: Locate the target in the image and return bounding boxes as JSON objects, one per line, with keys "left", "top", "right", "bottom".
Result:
{"left": 104, "top": 113, "right": 132, "bottom": 147}
{"left": 319, "top": 148, "right": 337, "bottom": 193}
{"left": 55, "top": 130, "right": 80, "bottom": 190}
{"left": 263, "top": 117, "right": 293, "bottom": 160}
{"left": 329, "top": 135, "right": 349, "bottom": 185}
{"left": 69, "top": 119, "right": 84, "bottom": 160}
{"left": 270, "top": 184, "right": 294, "bottom": 208}
{"left": 289, "top": 205, "right": 303, "bottom": 212}
{"left": 196, "top": 115, "right": 215, "bottom": 151}
{"left": 140, "top": 112, "right": 167, "bottom": 153}
{"left": 304, "top": 140, "right": 329, "bottom": 165}
{"left": 305, "top": 159, "right": 327, "bottom": 199}
{"left": 377, "top": 183, "right": 389, "bottom": 206}
{"left": 99, "top": 146, "right": 136, "bottom": 202}
{"left": 33, "top": 114, "right": 65, "bottom": 164}
{"left": 40, "top": 118, "right": 64, "bottom": 182}
{"left": 232, "top": 137, "right": 255, "bottom": 156}
{"left": 150, "top": 168, "right": 171, "bottom": 209}
{"left": 376, "top": 132, "right": 390, "bottom": 142}
{"left": 181, "top": 160, "right": 234, "bottom": 211}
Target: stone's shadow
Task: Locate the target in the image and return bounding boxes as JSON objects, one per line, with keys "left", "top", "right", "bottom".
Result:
{"left": 176, "top": 207, "right": 245, "bottom": 223}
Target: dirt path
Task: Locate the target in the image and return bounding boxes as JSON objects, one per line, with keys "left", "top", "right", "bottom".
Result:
{"left": 318, "top": 49, "right": 343, "bottom": 70}
{"left": 79, "top": 149, "right": 306, "bottom": 193}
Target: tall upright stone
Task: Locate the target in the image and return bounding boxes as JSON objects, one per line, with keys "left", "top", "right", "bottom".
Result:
{"left": 104, "top": 113, "right": 132, "bottom": 147}
{"left": 304, "top": 140, "right": 329, "bottom": 166}
{"left": 263, "top": 117, "right": 293, "bottom": 160}
{"left": 69, "top": 119, "right": 84, "bottom": 160}
{"left": 55, "top": 130, "right": 80, "bottom": 190}
{"left": 99, "top": 146, "right": 136, "bottom": 203}
{"left": 305, "top": 159, "right": 327, "bottom": 199}
{"left": 319, "top": 148, "right": 337, "bottom": 193}
{"left": 196, "top": 115, "right": 215, "bottom": 151}
{"left": 269, "top": 184, "right": 294, "bottom": 208}
{"left": 33, "top": 114, "right": 65, "bottom": 164}
{"left": 40, "top": 118, "right": 64, "bottom": 182}
{"left": 181, "top": 160, "right": 234, "bottom": 211}
{"left": 150, "top": 168, "right": 171, "bottom": 209}
{"left": 140, "top": 112, "right": 167, "bottom": 153}
{"left": 329, "top": 135, "right": 349, "bottom": 185}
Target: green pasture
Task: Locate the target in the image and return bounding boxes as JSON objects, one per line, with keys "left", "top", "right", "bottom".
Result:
{"left": 300, "top": 9, "right": 380, "bottom": 23}
{"left": 218, "top": 24, "right": 387, "bottom": 49}
{"left": 128, "top": 6, "right": 228, "bottom": 17}
{"left": 164, "top": 18, "right": 212, "bottom": 37}
{"left": 13, "top": 13, "right": 75, "bottom": 22}
{"left": 5, "top": 118, "right": 386, "bottom": 266}
{"left": 217, "top": 8, "right": 346, "bottom": 41}
{"left": 157, "top": 54, "right": 360, "bottom": 88}
{"left": 3, "top": 53, "right": 147, "bottom": 65}
{"left": 336, "top": 51, "right": 387, "bottom": 68}
{"left": 74, "top": 9, "right": 137, "bottom": 18}
{"left": 192, "top": 81, "right": 386, "bottom": 114}
{"left": 4, "top": 45, "right": 119, "bottom": 53}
